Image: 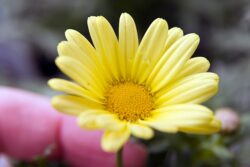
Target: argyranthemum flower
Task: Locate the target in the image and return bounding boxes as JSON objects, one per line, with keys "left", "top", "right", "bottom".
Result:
{"left": 48, "top": 13, "right": 221, "bottom": 152}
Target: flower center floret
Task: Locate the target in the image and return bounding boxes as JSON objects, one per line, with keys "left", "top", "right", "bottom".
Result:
{"left": 106, "top": 82, "right": 153, "bottom": 122}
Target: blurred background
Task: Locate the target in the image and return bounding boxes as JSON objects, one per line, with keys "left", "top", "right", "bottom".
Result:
{"left": 1, "top": 0, "right": 250, "bottom": 166}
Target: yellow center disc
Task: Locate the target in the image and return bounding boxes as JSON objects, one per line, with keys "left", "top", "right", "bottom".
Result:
{"left": 106, "top": 82, "right": 153, "bottom": 122}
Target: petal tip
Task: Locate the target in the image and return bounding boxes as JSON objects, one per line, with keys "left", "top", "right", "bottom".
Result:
{"left": 65, "top": 29, "right": 75, "bottom": 36}
{"left": 87, "top": 16, "right": 97, "bottom": 24}
{"left": 188, "top": 33, "right": 200, "bottom": 41}
{"left": 65, "top": 29, "right": 78, "bottom": 40}
{"left": 47, "top": 79, "right": 55, "bottom": 88}
{"left": 121, "top": 12, "right": 131, "bottom": 17}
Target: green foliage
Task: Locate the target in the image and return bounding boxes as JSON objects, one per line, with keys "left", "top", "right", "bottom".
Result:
{"left": 16, "top": 157, "right": 68, "bottom": 167}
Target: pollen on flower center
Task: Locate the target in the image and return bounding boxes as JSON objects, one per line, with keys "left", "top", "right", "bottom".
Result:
{"left": 105, "top": 82, "right": 154, "bottom": 122}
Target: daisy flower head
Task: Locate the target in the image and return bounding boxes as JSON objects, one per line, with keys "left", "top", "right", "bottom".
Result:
{"left": 48, "top": 13, "right": 221, "bottom": 152}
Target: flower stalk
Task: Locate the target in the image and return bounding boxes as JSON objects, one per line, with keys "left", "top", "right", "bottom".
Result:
{"left": 116, "top": 147, "right": 123, "bottom": 167}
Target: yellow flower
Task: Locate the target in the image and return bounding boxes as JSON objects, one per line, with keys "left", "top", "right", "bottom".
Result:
{"left": 48, "top": 13, "right": 221, "bottom": 152}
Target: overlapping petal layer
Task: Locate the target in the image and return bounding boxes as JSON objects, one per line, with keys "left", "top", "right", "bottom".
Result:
{"left": 141, "top": 104, "right": 220, "bottom": 134}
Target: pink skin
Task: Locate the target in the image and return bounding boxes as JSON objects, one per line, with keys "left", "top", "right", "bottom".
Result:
{"left": 0, "top": 87, "right": 147, "bottom": 167}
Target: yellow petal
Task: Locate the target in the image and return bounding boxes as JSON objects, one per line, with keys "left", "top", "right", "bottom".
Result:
{"left": 88, "top": 16, "right": 119, "bottom": 80}
{"left": 64, "top": 29, "right": 97, "bottom": 62}
{"left": 58, "top": 34, "right": 107, "bottom": 84}
{"left": 129, "top": 123, "right": 154, "bottom": 139}
{"left": 156, "top": 72, "right": 219, "bottom": 97}
{"left": 57, "top": 41, "right": 95, "bottom": 69}
{"left": 179, "top": 118, "right": 221, "bottom": 134}
{"left": 101, "top": 126, "right": 130, "bottom": 152}
{"left": 77, "top": 109, "right": 125, "bottom": 131}
{"left": 163, "top": 27, "right": 183, "bottom": 53}
{"left": 55, "top": 56, "right": 104, "bottom": 98}
{"left": 143, "top": 104, "right": 215, "bottom": 133}
{"left": 132, "top": 18, "right": 168, "bottom": 83}
{"left": 48, "top": 78, "right": 102, "bottom": 103}
{"left": 140, "top": 120, "right": 178, "bottom": 133}
{"left": 175, "top": 57, "right": 210, "bottom": 80}
{"left": 51, "top": 95, "right": 103, "bottom": 116}
{"left": 138, "top": 27, "right": 183, "bottom": 85}
{"left": 119, "top": 13, "right": 138, "bottom": 79}
{"left": 77, "top": 110, "right": 103, "bottom": 130}
{"left": 155, "top": 74, "right": 219, "bottom": 107}
{"left": 160, "top": 81, "right": 218, "bottom": 106}
{"left": 65, "top": 29, "right": 111, "bottom": 82}
{"left": 148, "top": 34, "right": 200, "bottom": 92}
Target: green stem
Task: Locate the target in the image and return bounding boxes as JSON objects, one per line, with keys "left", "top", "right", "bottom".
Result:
{"left": 116, "top": 147, "right": 124, "bottom": 167}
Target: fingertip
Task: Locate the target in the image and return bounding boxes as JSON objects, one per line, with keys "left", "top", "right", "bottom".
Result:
{"left": 60, "top": 116, "right": 112, "bottom": 167}
{"left": 0, "top": 87, "right": 61, "bottom": 160}
{"left": 123, "top": 142, "right": 148, "bottom": 167}
{"left": 60, "top": 116, "right": 148, "bottom": 167}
